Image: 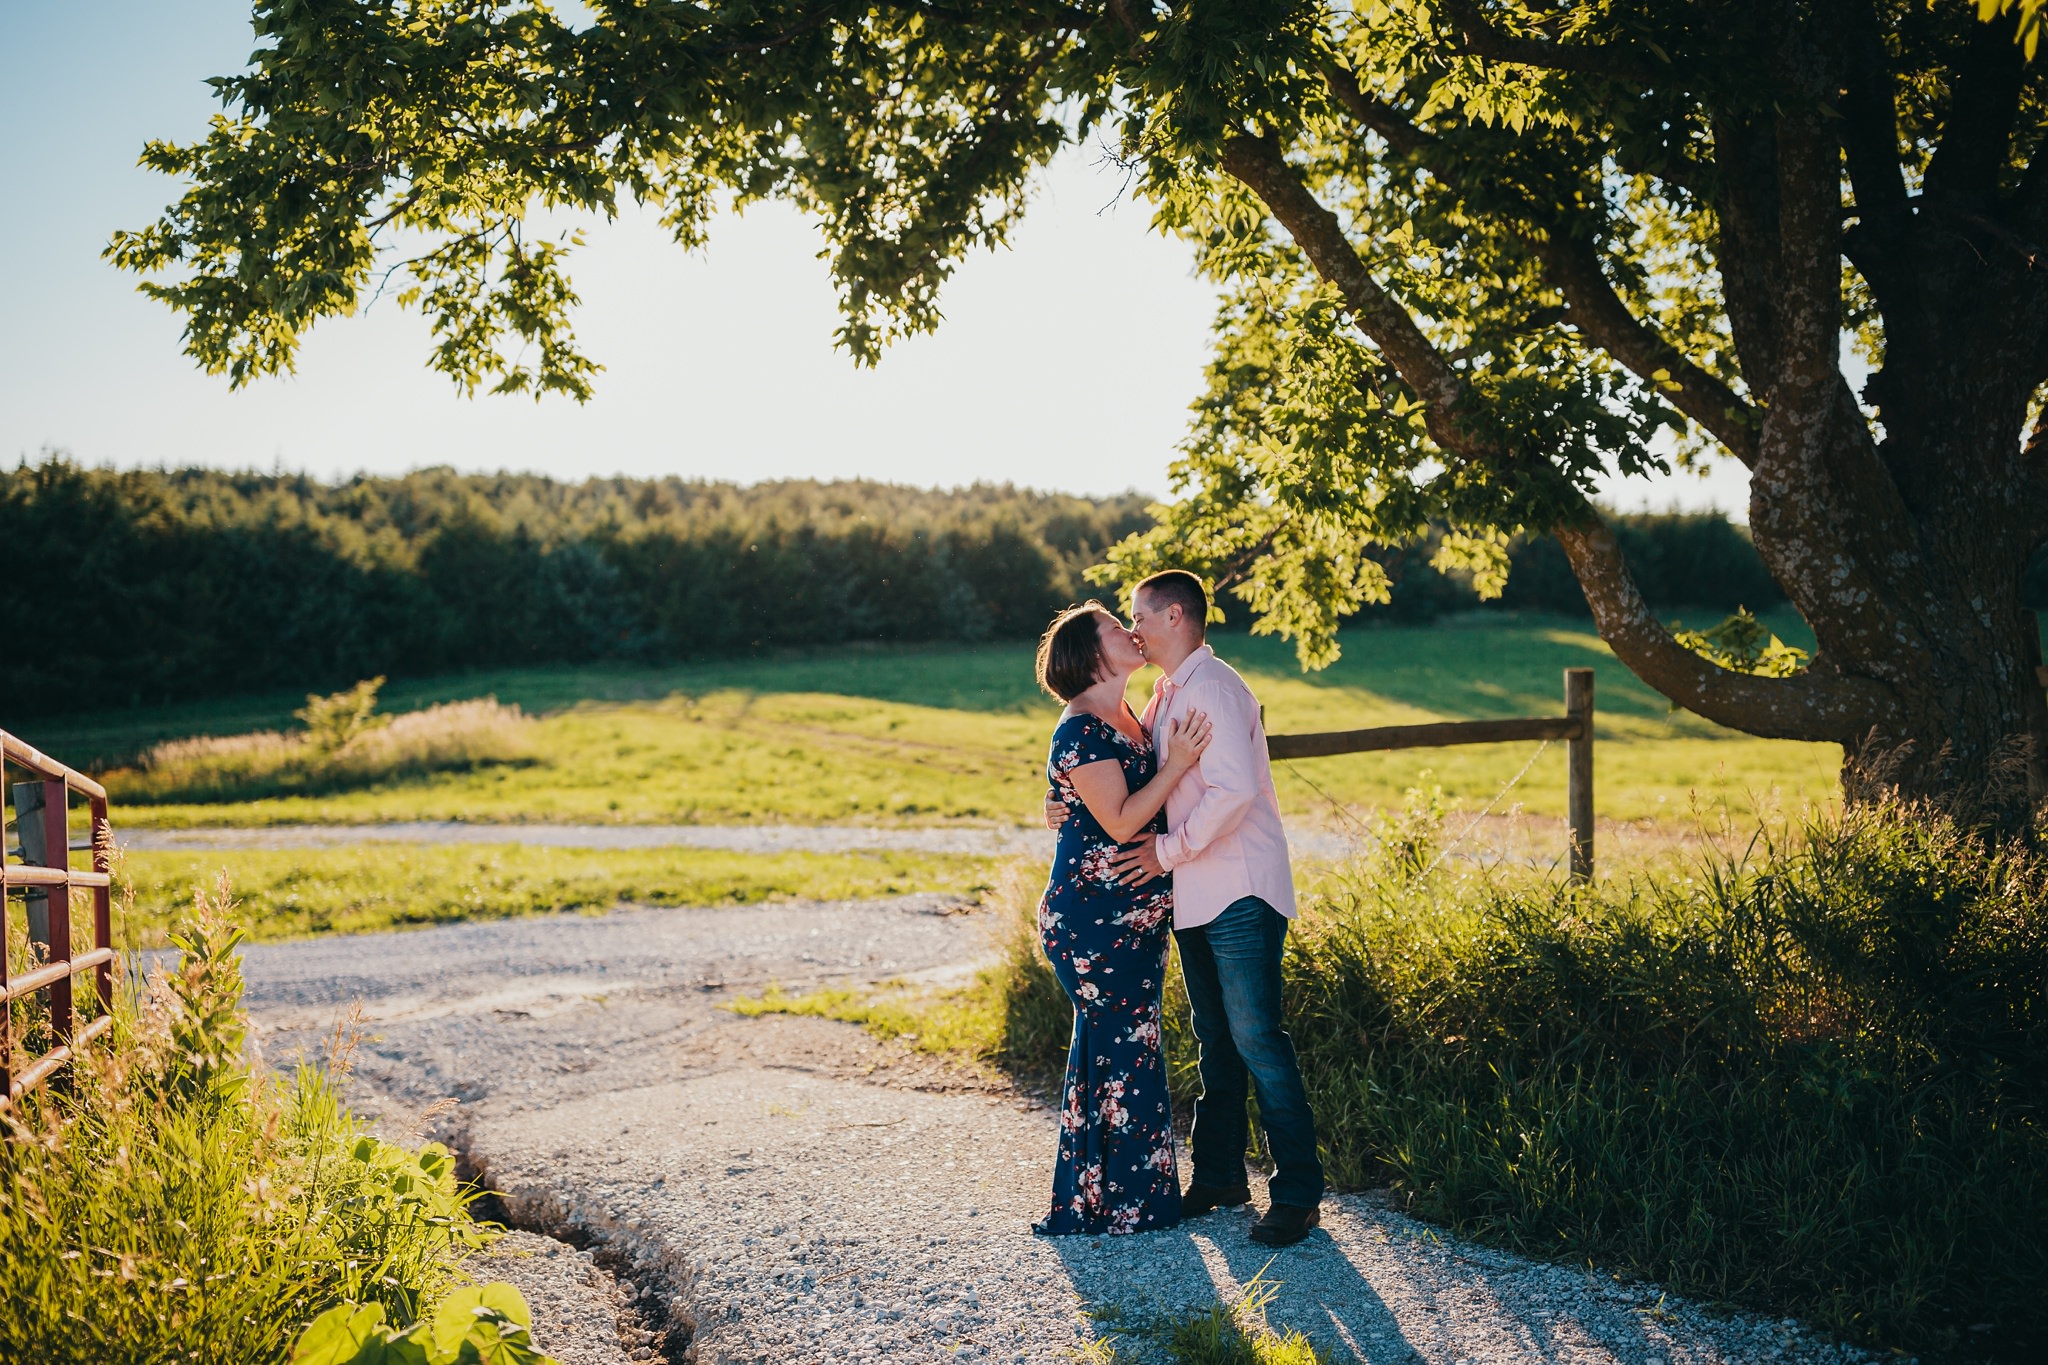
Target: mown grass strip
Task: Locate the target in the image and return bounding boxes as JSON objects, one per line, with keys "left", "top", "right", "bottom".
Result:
{"left": 117, "top": 845, "right": 1004, "bottom": 946}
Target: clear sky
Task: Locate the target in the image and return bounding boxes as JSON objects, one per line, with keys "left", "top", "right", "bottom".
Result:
{"left": 1, "top": 1, "right": 1750, "bottom": 512}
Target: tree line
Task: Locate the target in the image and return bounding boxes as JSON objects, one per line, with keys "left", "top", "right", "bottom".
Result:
{"left": 4, "top": 458, "right": 1789, "bottom": 716}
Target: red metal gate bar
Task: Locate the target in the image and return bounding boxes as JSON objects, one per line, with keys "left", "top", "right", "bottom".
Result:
{"left": 2, "top": 728, "right": 116, "bottom": 1111}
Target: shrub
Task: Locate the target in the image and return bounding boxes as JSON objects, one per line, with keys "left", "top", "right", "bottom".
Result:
{"left": 296, "top": 677, "right": 390, "bottom": 753}
{"left": 985, "top": 803, "right": 2047, "bottom": 1362}
{"left": 0, "top": 876, "right": 523, "bottom": 1364}
{"left": 112, "top": 689, "right": 537, "bottom": 804}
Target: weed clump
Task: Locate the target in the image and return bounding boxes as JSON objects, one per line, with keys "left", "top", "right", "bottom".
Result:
{"left": 114, "top": 681, "right": 537, "bottom": 804}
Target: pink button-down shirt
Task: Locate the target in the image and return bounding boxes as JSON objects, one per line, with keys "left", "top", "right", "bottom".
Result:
{"left": 1141, "top": 644, "right": 1296, "bottom": 929}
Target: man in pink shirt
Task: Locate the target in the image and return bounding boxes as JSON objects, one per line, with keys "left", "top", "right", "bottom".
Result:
{"left": 1050, "top": 570, "right": 1325, "bottom": 1245}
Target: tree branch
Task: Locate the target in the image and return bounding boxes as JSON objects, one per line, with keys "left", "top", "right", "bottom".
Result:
{"left": 2020, "top": 139, "right": 2048, "bottom": 239}
{"left": 1768, "top": 101, "right": 1844, "bottom": 399}
{"left": 1746, "top": 376, "right": 1933, "bottom": 685}
{"left": 1221, "top": 105, "right": 1900, "bottom": 745}
{"left": 1317, "top": 67, "right": 1428, "bottom": 156}
{"left": 1537, "top": 234, "right": 1761, "bottom": 466}
{"left": 365, "top": 185, "right": 425, "bottom": 232}
{"left": 1435, "top": 0, "right": 1663, "bottom": 81}
{"left": 1318, "top": 66, "right": 1761, "bottom": 465}
{"left": 1219, "top": 132, "right": 1480, "bottom": 457}
{"left": 1837, "top": 0, "right": 1910, "bottom": 221}
{"left": 1554, "top": 515, "right": 1892, "bottom": 741}
{"left": 1746, "top": 36, "right": 1931, "bottom": 680}
{"left": 1708, "top": 114, "right": 1784, "bottom": 394}
{"left": 1922, "top": 13, "right": 2029, "bottom": 208}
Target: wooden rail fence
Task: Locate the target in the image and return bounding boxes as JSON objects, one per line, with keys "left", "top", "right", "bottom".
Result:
{"left": 2, "top": 729, "right": 115, "bottom": 1110}
{"left": 1266, "top": 667, "right": 1596, "bottom": 881}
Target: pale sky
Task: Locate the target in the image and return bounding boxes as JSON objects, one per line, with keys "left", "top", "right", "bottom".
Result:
{"left": 1, "top": 1, "right": 1749, "bottom": 513}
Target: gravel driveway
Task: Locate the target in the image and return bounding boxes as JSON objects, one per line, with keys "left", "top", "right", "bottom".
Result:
{"left": 240, "top": 897, "right": 1874, "bottom": 1365}
{"left": 127, "top": 822, "right": 1060, "bottom": 856}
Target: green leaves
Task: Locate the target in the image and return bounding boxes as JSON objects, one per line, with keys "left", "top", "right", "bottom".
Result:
{"left": 292, "top": 1303, "right": 400, "bottom": 1365}
{"left": 113, "top": 1, "right": 1082, "bottom": 389}
{"left": 1671, "top": 609, "right": 1808, "bottom": 679}
{"left": 0, "top": 887, "right": 492, "bottom": 1364}
{"left": 290, "top": 1283, "right": 554, "bottom": 1365}
{"left": 1980, "top": 0, "right": 2048, "bottom": 61}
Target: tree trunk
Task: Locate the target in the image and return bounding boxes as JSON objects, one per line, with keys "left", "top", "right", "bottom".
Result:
{"left": 1843, "top": 597, "right": 2047, "bottom": 823}
{"left": 1746, "top": 165, "right": 2048, "bottom": 827}
{"left": 1804, "top": 371, "right": 2048, "bottom": 827}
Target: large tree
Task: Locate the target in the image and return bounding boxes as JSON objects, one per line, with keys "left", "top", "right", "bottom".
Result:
{"left": 116, "top": 1, "right": 2048, "bottom": 818}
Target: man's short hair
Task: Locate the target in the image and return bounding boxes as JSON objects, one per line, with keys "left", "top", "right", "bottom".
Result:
{"left": 1135, "top": 570, "right": 1208, "bottom": 636}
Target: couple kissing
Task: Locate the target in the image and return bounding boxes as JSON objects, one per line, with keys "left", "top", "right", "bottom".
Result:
{"left": 1030, "top": 569, "right": 1323, "bottom": 1246}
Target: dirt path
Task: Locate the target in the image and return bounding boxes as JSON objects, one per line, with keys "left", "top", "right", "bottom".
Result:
{"left": 240, "top": 898, "right": 1871, "bottom": 1365}
{"left": 126, "top": 815, "right": 1711, "bottom": 870}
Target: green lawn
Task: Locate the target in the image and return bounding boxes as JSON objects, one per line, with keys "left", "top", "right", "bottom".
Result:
{"left": 42, "top": 612, "right": 1841, "bottom": 831}
{"left": 116, "top": 845, "right": 1005, "bottom": 946}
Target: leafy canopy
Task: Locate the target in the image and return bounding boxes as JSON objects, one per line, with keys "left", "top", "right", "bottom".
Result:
{"left": 113, "top": 2, "right": 2046, "bottom": 664}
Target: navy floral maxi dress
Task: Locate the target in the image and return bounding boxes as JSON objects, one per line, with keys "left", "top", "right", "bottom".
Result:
{"left": 1033, "top": 711, "right": 1181, "bottom": 1236}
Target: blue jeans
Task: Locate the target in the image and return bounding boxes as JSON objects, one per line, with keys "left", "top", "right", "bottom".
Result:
{"left": 1174, "top": 896, "right": 1325, "bottom": 1207}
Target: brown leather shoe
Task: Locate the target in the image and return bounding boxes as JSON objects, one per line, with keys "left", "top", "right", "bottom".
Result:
{"left": 1248, "top": 1202, "right": 1322, "bottom": 1245}
{"left": 1180, "top": 1182, "right": 1252, "bottom": 1218}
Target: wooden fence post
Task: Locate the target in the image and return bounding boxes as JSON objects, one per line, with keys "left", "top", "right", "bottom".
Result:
{"left": 1565, "top": 668, "right": 1594, "bottom": 883}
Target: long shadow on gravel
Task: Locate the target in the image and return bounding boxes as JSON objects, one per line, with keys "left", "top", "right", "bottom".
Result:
{"left": 1201, "top": 1210, "right": 1740, "bottom": 1365}
{"left": 1046, "top": 1218, "right": 1414, "bottom": 1361}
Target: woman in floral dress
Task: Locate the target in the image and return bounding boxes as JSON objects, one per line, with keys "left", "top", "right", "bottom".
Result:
{"left": 1031, "top": 601, "right": 1211, "bottom": 1236}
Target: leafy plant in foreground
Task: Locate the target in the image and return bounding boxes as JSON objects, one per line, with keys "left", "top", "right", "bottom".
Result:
{"left": 0, "top": 875, "right": 533, "bottom": 1364}
{"left": 290, "top": 1283, "right": 553, "bottom": 1365}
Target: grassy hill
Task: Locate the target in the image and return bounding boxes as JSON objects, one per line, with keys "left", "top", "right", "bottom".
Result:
{"left": 43, "top": 611, "right": 1839, "bottom": 832}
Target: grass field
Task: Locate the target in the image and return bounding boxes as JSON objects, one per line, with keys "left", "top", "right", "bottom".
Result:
{"left": 113, "top": 845, "right": 1004, "bottom": 946}
{"left": 43, "top": 612, "right": 1841, "bottom": 832}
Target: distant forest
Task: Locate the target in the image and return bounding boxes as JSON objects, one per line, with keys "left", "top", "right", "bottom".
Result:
{"left": 5, "top": 459, "right": 1788, "bottom": 715}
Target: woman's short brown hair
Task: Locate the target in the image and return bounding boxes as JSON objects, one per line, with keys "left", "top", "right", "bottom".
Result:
{"left": 1036, "top": 602, "right": 1112, "bottom": 701}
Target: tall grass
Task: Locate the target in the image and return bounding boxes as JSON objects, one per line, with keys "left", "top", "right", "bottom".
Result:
{"left": 113, "top": 695, "right": 537, "bottom": 804}
{"left": 0, "top": 879, "right": 498, "bottom": 1363}
{"left": 977, "top": 802, "right": 2047, "bottom": 1362}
